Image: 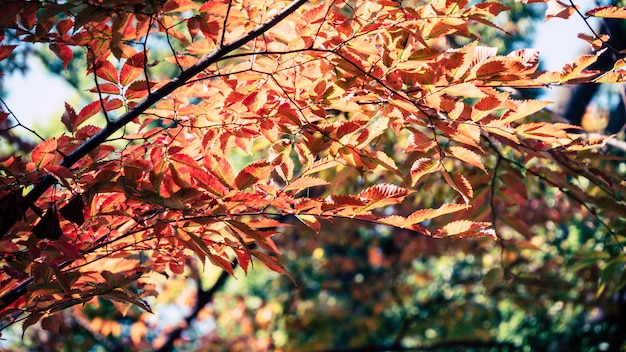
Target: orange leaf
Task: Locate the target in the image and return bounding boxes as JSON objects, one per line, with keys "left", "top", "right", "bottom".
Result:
{"left": 120, "top": 61, "right": 143, "bottom": 86}
{"left": 296, "top": 214, "right": 321, "bottom": 232}
{"left": 301, "top": 157, "right": 341, "bottom": 177}
{"left": 406, "top": 130, "right": 437, "bottom": 153}
{"left": 188, "top": 168, "right": 227, "bottom": 196}
{"left": 205, "top": 156, "right": 235, "bottom": 189}
{"left": 586, "top": 5, "right": 626, "bottom": 19}
{"left": 449, "top": 146, "right": 485, "bottom": 172}
{"left": 31, "top": 138, "right": 59, "bottom": 169}
{"left": 407, "top": 203, "right": 469, "bottom": 225}
{"left": 545, "top": 0, "right": 577, "bottom": 20}
{"left": 95, "top": 60, "right": 119, "bottom": 84}
{"left": 410, "top": 158, "right": 441, "bottom": 186}
{"left": 500, "top": 99, "right": 552, "bottom": 124}
{"left": 284, "top": 176, "right": 329, "bottom": 193}
{"left": 234, "top": 161, "right": 272, "bottom": 190}
{"left": 443, "top": 172, "right": 473, "bottom": 205}
{"left": 433, "top": 220, "right": 496, "bottom": 239}
{"left": 358, "top": 184, "right": 413, "bottom": 212}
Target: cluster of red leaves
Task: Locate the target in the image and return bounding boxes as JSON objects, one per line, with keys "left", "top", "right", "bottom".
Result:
{"left": 0, "top": 0, "right": 625, "bottom": 334}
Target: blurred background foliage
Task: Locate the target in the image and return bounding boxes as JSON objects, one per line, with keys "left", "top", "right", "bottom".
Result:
{"left": 1, "top": 0, "right": 625, "bottom": 351}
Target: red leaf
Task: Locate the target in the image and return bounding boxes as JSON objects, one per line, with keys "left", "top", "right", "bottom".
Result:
{"left": 188, "top": 168, "right": 227, "bottom": 196}
{"left": 0, "top": 45, "right": 17, "bottom": 62}
{"left": 127, "top": 51, "right": 146, "bottom": 67}
{"left": 49, "top": 42, "right": 73, "bottom": 69}
{"left": 104, "top": 98, "right": 124, "bottom": 112}
{"left": 75, "top": 100, "right": 102, "bottom": 129}
{"left": 61, "top": 103, "right": 77, "bottom": 132}
{"left": 56, "top": 18, "right": 73, "bottom": 35}
{"left": 89, "top": 83, "right": 120, "bottom": 95}
{"left": 0, "top": 111, "right": 9, "bottom": 124}
{"left": 95, "top": 60, "right": 119, "bottom": 84}
{"left": 31, "top": 138, "right": 59, "bottom": 168}
{"left": 234, "top": 161, "right": 272, "bottom": 190}
{"left": 168, "top": 260, "right": 185, "bottom": 274}
{"left": 120, "top": 61, "right": 143, "bottom": 86}
{"left": 125, "top": 80, "right": 152, "bottom": 100}
{"left": 162, "top": 0, "right": 197, "bottom": 13}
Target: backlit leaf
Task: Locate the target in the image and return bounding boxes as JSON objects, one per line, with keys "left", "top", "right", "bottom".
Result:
{"left": 443, "top": 172, "right": 473, "bottom": 205}
{"left": 358, "top": 184, "right": 413, "bottom": 212}
{"left": 586, "top": 5, "right": 626, "bottom": 19}
{"left": 234, "top": 161, "right": 272, "bottom": 190}
{"left": 31, "top": 138, "right": 59, "bottom": 169}
{"left": 75, "top": 100, "right": 102, "bottom": 129}
{"left": 433, "top": 220, "right": 495, "bottom": 239}
{"left": 406, "top": 203, "right": 469, "bottom": 225}
{"left": 449, "top": 146, "right": 485, "bottom": 172}
{"left": 410, "top": 158, "right": 441, "bottom": 186}
{"left": 284, "top": 176, "right": 329, "bottom": 193}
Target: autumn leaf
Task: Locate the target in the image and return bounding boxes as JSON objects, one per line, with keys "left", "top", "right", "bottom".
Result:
{"left": 75, "top": 100, "right": 102, "bottom": 129}
{"left": 443, "top": 172, "right": 473, "bottom": 205}
{"left": 406, "top": 203, "right": 469, "bottom": 225}
{"left": 586, "top": 5, "right": 626, "bottom": 19}
{"left": 31, "top": 138, "right": 59, "bottom": 169}
{"left": 358, "top": 184, "right": 413, "bottom": 212}
{"left": 0, "top": 45, "right": 17, "bottom": 62}
{"left": 448, "top": 146, "right": 486, "bottom": 172}
{"left": 544, "top": 0, "right": 577, "bottom": 21}
{"left": 433, "top": 220, "right": 496, "bottom": 239}
{"left": 284, "top": 176, "right": 329, "bottom": 194}
{"left": 410, "top": 158, "right": 441, "bottom": 187}
{"left": 95, "top": 60, "right": 119, "bottom": 84}
{"left": 234, "top": 161, "right": 273, "bottom": 190}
